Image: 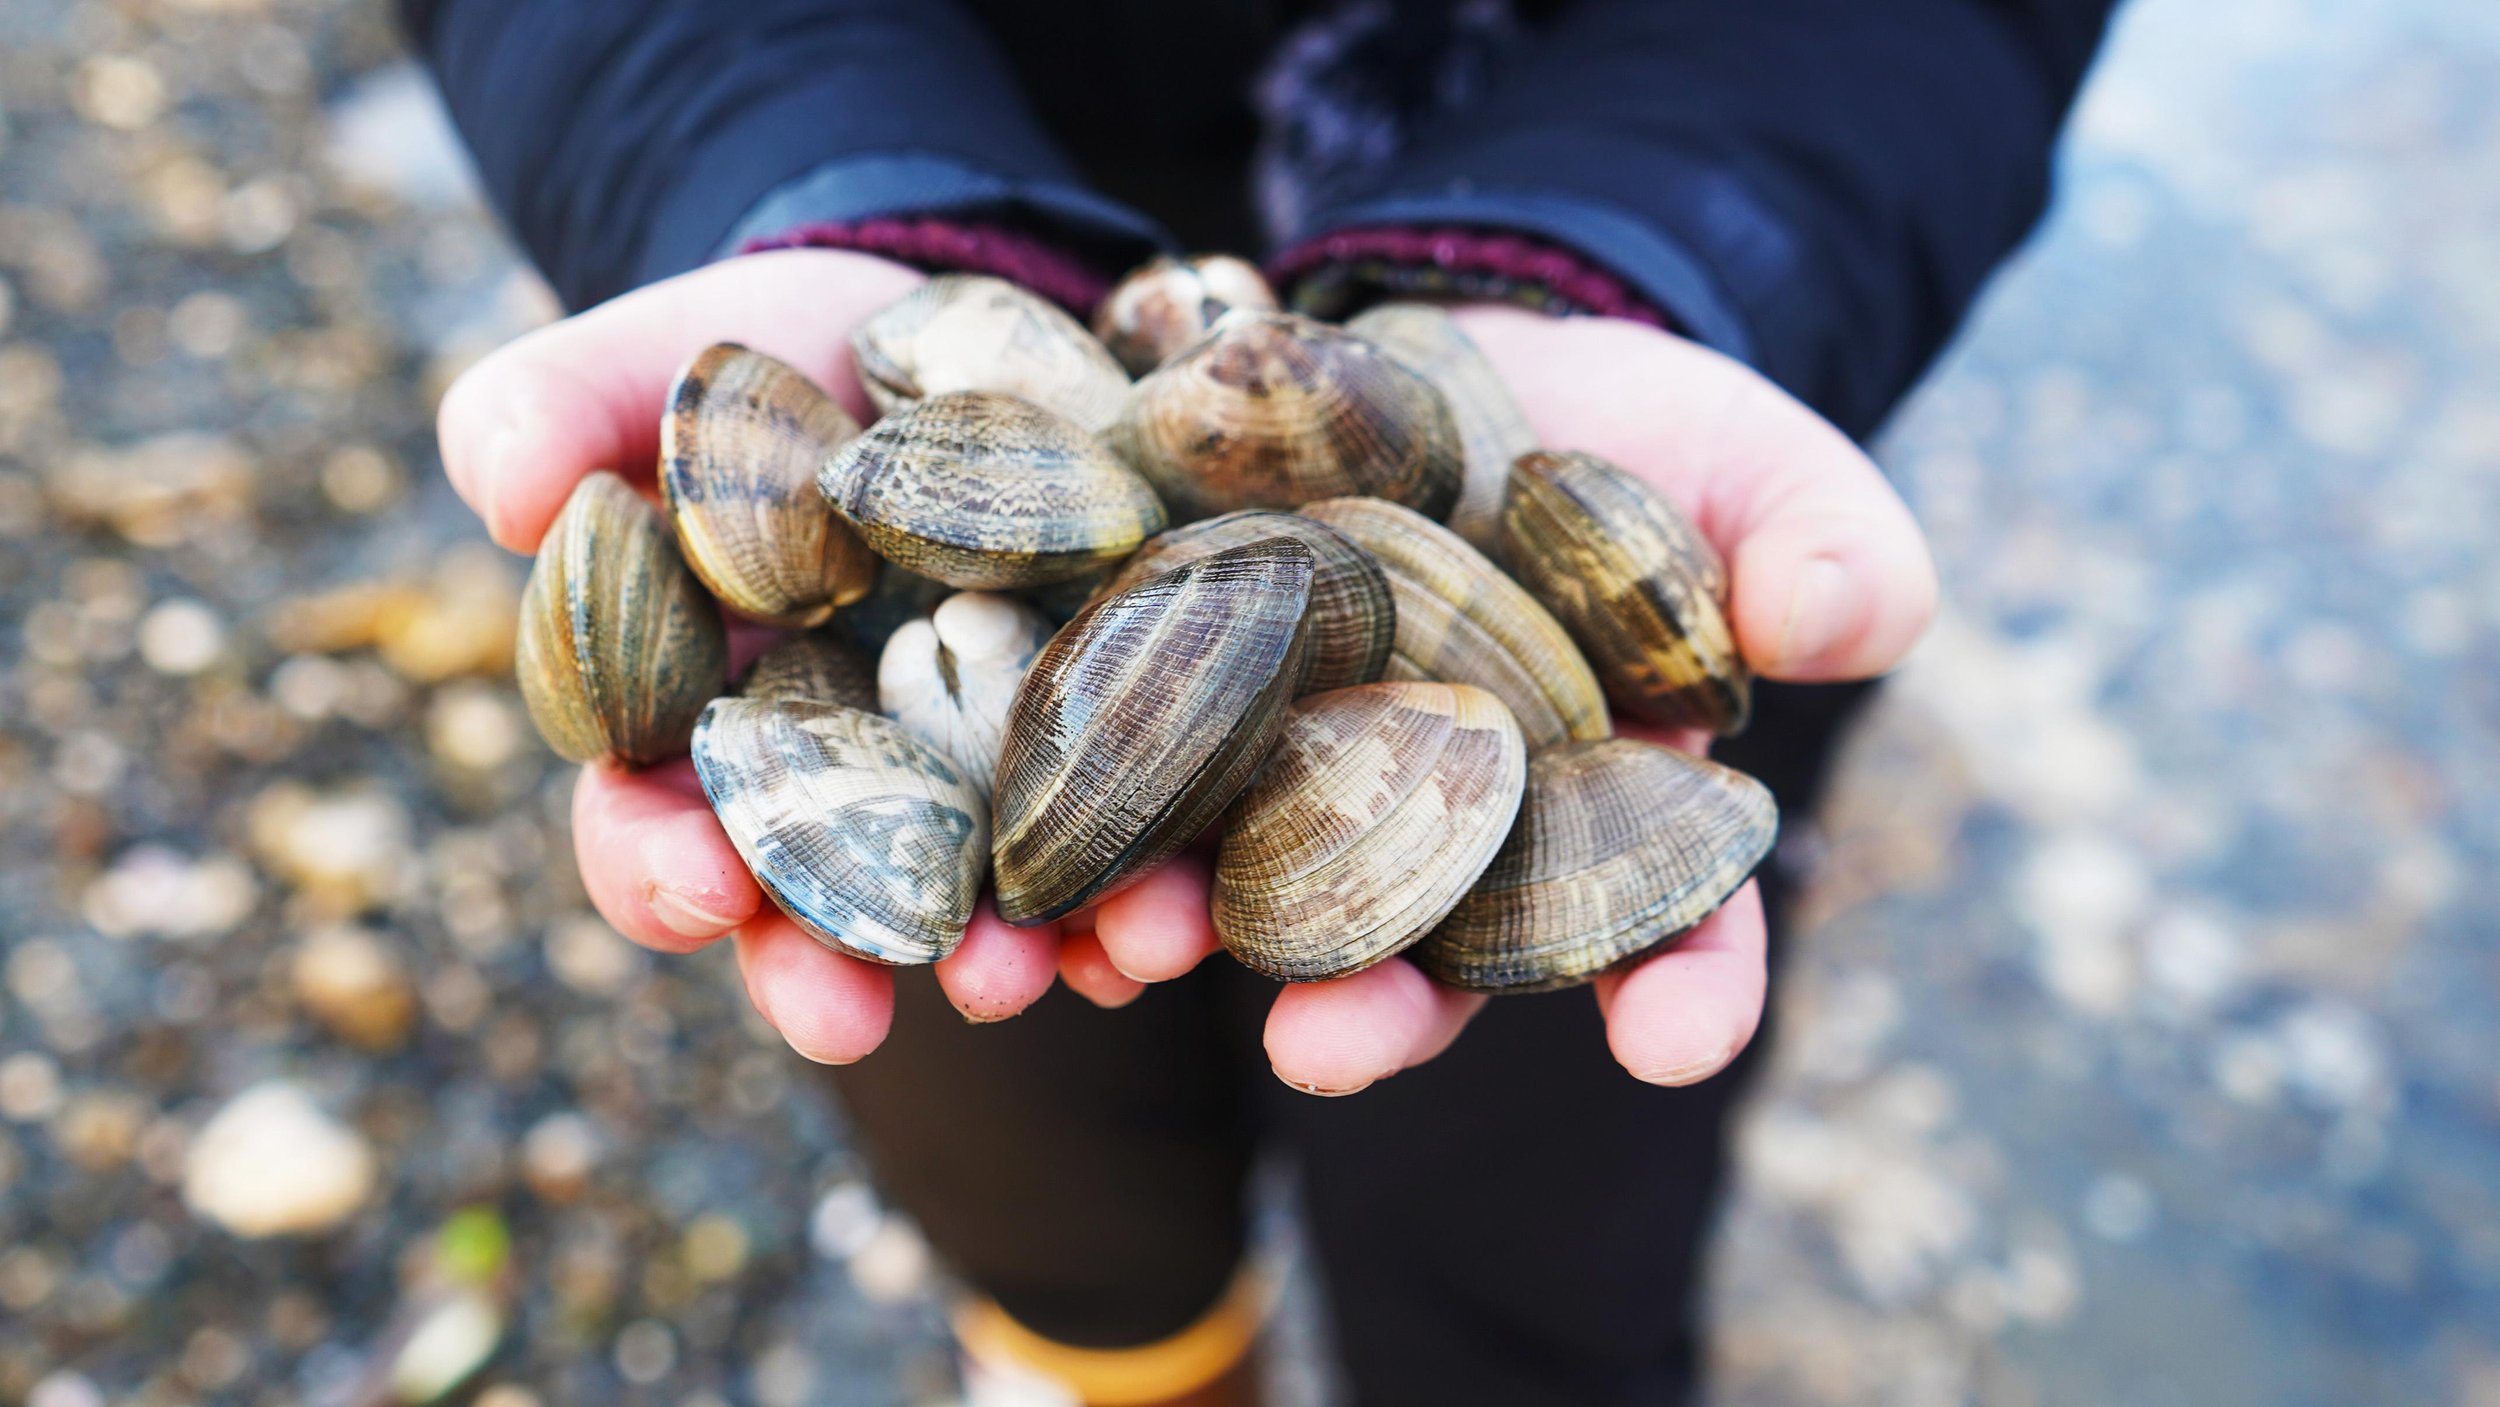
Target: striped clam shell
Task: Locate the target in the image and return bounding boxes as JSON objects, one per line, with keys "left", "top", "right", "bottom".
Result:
{"left": 1414, "top": 739, "right": 1775, "bottom": 993}
{"left": 1214, "top": 682, "right": 1526, "bottom": 981}
{"left": 691, "top": 698, "right": 987, "bottom": 964}
{"left": 1298, "top": 496, "right": 1609, "bottom": 748}
{"left": 852, "top": 274, "right": 1131, "bottom": 435}
{"left": 1086, "top": 509, "right": 1394, "bottom": 695}
{"left": 1093, "top": 253, "right": 1278, "bottom": 375}
{"left": 1498, "top": 450, "right": 1750, "bottom": 734}
{"left": 739, "top": 629, "right": 878, "bottom": 712}
{"left": 992, "top": 538, "right": 1315, "bottom": 924}
{"left": 516, "top": 470, "right": 727, "bottom": 766}
{"left": 1348, "top": 304, "right": 1539, "bottom": 552}
{"left": 1109, "top": 310, "right": 1463, "bottom": 522}
{"left": 659, "top": 343, "right": 878, "bottom": 627}
{"left": 820, "top": 391, "right": 1168, "bottom": 591}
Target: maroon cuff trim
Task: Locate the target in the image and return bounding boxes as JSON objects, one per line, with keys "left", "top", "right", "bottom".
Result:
{"left": 1268, "top": 227, "right": 1671, "bottom": 328}
{"left": 739, "top": 217, "right": 1113, "bottom": 315}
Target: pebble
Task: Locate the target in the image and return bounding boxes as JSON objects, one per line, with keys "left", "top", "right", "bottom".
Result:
{"left": 292, "top": 926, "right": 417, "bottom": 1050}
{"left": 518, "top": 1112, "right": 600, "bottom": 1203}
{"left": 181, "top": 1083, "right": 375, "bottom": 1238}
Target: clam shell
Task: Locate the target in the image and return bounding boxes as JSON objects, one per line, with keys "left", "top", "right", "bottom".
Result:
{"left": 992, "top": 538, "right": 1316, "bottom": 924}
{"left": 1214, "top": 682, "right": 1526, "bottom": 981}
{"left": 1414, "top": 739, "right": 1775, "bottom": 993}
{"left": 659, "top": 343, "right": 878, "bottom": 626}
{"left": 740, "top": 629, "right": 878, "bottom": 711}
{"left": 837, "top": 560, "right": 952, "bottom": 655}
{"left": 516, "top": 471, "right": 727, "bottom": 766}
{"left": 1109, "top": 310, "right": 1463, "bottom": 521}
{"left": 853, "top": 274, "right": 1130, "bottom": 435}
{"left": 1298, "top": 496, "right": 1609, "bottom": 748}
{"left": 1348, "top": 304, "right": 1539, "bottom": 551}
{"left": 1093, "top": 254, "right": 1278, "bottom": 375}
{"left": 877, "top": 591, "right": 1054, "bottom": 803}
{"left": 691, "top": 698, "right": 987, "bottom": 964}
{"left": 1499, "top": 450, "right": 1749, "bottom": 734}
{"left": 1088, "top": 510, "right": 1393, "bottom": 694}
{"left": 819, "top": 391, "right": 1168, "bottom": 590}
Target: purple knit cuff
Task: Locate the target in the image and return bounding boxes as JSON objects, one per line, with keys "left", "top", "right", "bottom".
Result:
{"left": 738, "top": 217, "right": 1114, "bottom": 315}
{"left": 1268, "top": 227, "right": 1672, "bottom": 328}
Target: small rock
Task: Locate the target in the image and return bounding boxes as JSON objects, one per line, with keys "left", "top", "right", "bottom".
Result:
{"left": 182, "top": 1082, "right": 375, "bottom": 1237}
{"left": 292, "top": 926, "right": 416, "bottom": 1050}
{"left": 137, "top": 598, "right": 225, "bottom": 675}
{"left": 519, "top": 1112, "right": 600, "bottom": 1203}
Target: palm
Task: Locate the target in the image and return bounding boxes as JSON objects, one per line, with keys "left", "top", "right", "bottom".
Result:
{"left": 440, "top": 255, "right": 1934, "bottom": 1086}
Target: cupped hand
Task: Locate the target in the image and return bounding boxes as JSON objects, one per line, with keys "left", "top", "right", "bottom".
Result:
{"left": 1081, "top": 306, "right": 1940, "bottom": 1093}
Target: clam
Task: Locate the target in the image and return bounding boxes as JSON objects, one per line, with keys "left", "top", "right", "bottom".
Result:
{"left": 1498, "top": 450, "right": 1749, "bottom": 734}
{"left": 1093, "top": 254, "right": 1279, "bottom": 375}
{"left": 1214, "top": 682, "right": 1526, "bottom": 981}
{"left": 1109, "top": 310, "right": 1463, "bottom": 521}
{"left": 1347, "top": 304, "right": 1538, "bottom": 552}
{"left": 1088, "top": 510, "right": 1393, "bottom": 694}
{"left": 658, "top": 343, "right": 878, "bottom": 626}
{"left": 837, "top": 560, "right": 952, "bottom": 654}
{"left": 992, "top": 539, "right": 1315, "bottom": 923}
{"left": 1413, "top": 739, "right": 1775, "bottom": 993}
{"left": 690, "top": 698, "right": 987, "bottom": 964}
{"left": 740, "top": 629, "right": 878, "bottom": 712}
{"left": 819, "top": 391, "right": 1168, "bottom": 590}
{"left": 516, "top": 471, "right": 727, "bottom": 766}
{"left": 1298, "top": 496, "right": 1609, "bottom": 748}
{"left": 853, "top": 274, "right": 1130, "bottom": 435}
{"left": 877, "top": 591, "right": 1054, "bottom": 803}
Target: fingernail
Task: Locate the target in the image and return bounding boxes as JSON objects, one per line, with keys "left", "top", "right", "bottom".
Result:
{"left": 959, "top": 1009, "right": 1013, "bottom": 1025}
{"left": 1282, "top": 1077, "right": 1375, "bottom": 1098}
{"left": 1636, "top": 1047, "right": 1736, "bottom": 1087}
{"left": 646, "top": 882, "right": 743, "bottom": 940}
{"left": 1777, "top": 556, "right": 1855, "bottom": 670}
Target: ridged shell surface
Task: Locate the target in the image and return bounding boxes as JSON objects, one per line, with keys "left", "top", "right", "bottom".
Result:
{"left": 691, "top": 699, "right": 986, "bottom": 965}
{"left": 852, "top": 275, "right": 1130, "bottom": 434}
{"left": 740, "top": 629, "right": 878, "bottom": 712}
{"left": 877, "top": 592, "right": 1054, "bottom": 803}
{"left": 1414, "top": 739, "right": 1775, "bottom": 993}
{"left": 659, "top": 343, "right": 878, "bottom": 626}
{"left": 516, "top": 471, "right": 727, "bottom": 766}
{"left": 1499, "top": 450, "right": 1750, "bottom": 734}
{"left": 1110, "top": 310, "right": 1462, "bottom": 521}
{"left": 1214, "top": 682, "right": 1526, "bottom": 981}
{"left": 992, "top": 539, "right": 1315, "bottom": 923}
{"left": 1298, "top": 496, "right": 1608, "bottom": 748}
{"left": 819, "top": 391, "right": 1168, "bottom": 590}
{"left": 1348, "top": 304, "right": 1538, "bottom": 551}
{"left": 1093, "top": 254, "right": 1279, "bottom": 375}
{"left": 1088, "top": 510, "right": 1393, "bottom": 694}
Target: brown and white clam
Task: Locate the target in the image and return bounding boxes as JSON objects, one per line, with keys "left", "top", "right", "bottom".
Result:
{"left": 740, "top": 628, "right": 878, "bottom": 712}
{"left": 992, "top": 538, "right": 1315, "bottom": 923}
{"left": 1109, "top": 310, "right": 1463, "bottom": 521}
{"left": 1347, "top": 304, "right": 1538, "bottom": 551}
{"left": 516, "top": 470, "right": 728, "bottom": 766}
{"left": 1093, "top": 254, "right": 1279, "bottom": 375}
{"left": 690, "top": 698, "right": 987, "bottom": 964}
{"left": 658, "top": 343, "right": 878, "bottom": 627}
{"left": 1087, "top": 509, "right": 1394, "bottom": 694}
{"left": 1498, "top": 450, "right": 1749, "bottom": 734}
{"left": 1298, "top": 496, "right": 1609, "bottom": 748}
{"left": 877, "top": 591, "right": 1054, "bottom": 803}
{"left": 1413, "top": 739, "right": 1775, "bottom": 992}
{"left": 819, "top": 390, "right": 1168, "bottom": 590}
{"left": 853, "top": 274, "right": 1130, "bottom": 435}
{"left": 1215, "top": 682, "right": 1526, "bottom": 981}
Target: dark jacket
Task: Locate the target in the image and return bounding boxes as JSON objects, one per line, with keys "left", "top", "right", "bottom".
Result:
{"left": 401, "top": 0, "right": 2119, "bottom": 437}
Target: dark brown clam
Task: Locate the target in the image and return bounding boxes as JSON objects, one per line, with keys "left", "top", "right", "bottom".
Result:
{"left": 991, "top": 538, "right": 1315, "bottom": 923}
{"left": 1087, "top": 510, "right": 1394, "bottom": 694}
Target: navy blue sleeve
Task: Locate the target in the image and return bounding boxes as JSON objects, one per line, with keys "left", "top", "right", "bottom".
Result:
{"left": 398, "top": 0, "right": 1167, "bottom": 311}
{"left": 1296, "top": 0, "right": 2121, "bottom": 435}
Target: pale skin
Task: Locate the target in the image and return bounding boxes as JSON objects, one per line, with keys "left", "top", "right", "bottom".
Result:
{"left": 439, "top": 248, "right": 1938, "bottom": 1094}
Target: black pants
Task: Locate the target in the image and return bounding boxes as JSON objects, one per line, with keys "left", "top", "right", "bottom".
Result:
{"left": 829, "top": 681, "right": 1872, "bottom": 1406}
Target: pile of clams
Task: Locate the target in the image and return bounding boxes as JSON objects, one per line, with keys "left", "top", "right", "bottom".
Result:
{"left": 513, "top": 265, "right": 1772, "bottom": 998}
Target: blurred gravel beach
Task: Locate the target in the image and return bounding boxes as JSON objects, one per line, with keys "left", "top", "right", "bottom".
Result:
{"left": 0, "top": 1, "right": 2492, "bottom": 1404}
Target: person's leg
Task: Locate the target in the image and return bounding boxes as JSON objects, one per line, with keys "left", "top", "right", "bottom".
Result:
{"left": 829, "top": 961, "right": 1265, "bottom": 1403}
{"left": 1266, "top": 680, "right": 1874, "bottom": 1406}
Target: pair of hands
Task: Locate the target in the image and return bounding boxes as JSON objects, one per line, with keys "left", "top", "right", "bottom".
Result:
{"left": 439, "top": 249, "right": 1936, "bottom": 1094}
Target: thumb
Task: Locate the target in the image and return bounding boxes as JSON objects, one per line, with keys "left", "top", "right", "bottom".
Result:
{"left": 1451, "top": 306, "right": 1938, "bottom": 682}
